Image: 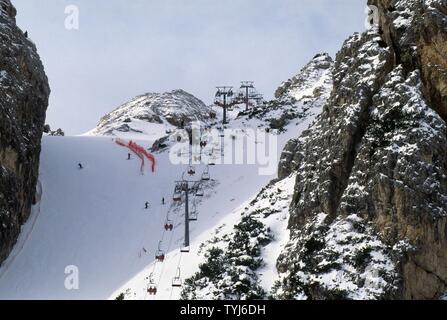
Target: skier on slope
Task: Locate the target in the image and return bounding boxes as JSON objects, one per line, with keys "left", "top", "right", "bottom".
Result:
{"left": 145, "top": 202, "right": 150, "bottom": 209}
{"left": 78, "top": 163, "right": 83, "bottom": 169}
{"left": 162, "top": 197, "right": 165, "bottom": 205}
{"left": 127, "top": 153, "right": 131, "bottom": 160}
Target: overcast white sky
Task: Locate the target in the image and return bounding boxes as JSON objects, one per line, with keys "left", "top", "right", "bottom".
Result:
{"left": 14, "top": 0, "right": 367, "bottom": 134}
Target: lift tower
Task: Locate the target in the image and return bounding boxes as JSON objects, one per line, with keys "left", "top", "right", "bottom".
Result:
{"left": 240, "top": 81, "right": 255, "bottom": 111}
{"left": 215, "top": 86, "right": 235, "bottom": 125}
{"left": 183, "top": 181, "right": 190, "bottom": 249}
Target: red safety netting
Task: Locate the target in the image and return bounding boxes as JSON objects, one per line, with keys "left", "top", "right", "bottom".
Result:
{"left": 115, "top": 139, "right": 156, "bottom": 174}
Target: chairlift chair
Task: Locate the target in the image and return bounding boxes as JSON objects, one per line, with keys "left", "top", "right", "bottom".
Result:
{"left": 196, "top": 186, "right": 204, "bottom": 197}
{"left": 147, "top": 285, "right": 157, "bottom": 295}
{"left": 164, "top": 219, "right": 174, "bottom": 231}
{"left": 155, "top": 241, "right": 165, "bottom": 262}
{"left": 146, "top": 275, "right": 157, "bottom": 295}
{"left": 188, "top": 165, "right": 196, "bottom": 176}
{"left": 173, "top": 184, "right": 182, "bottom": 202}
{"left": 201, "top": 166, "right": 210, "bottom": 181}
{"left": 172, "top": 268, "right": 182, "bottom": 288}
{"left": 180, "top": 245, "right": 190, "bottom": 253}
{"left": 189, "top": 211, "right": 198, "bottom": 222}
{"left": 208, "top": 156, "right": 216, "bottom": 166}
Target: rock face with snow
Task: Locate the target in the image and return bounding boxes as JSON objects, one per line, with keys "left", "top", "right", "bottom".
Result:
{"left": 236, "top": 53, "right": 333, "bottom": 133}
{"left": 277, "top": 0, "right": 447, "bottom": 299}
{"left": 275, "top": 53, "right": 333, "bottom": 103}
{"left": 0, "top": 0, "right": 50, "bottom": 264}
{"left": 90, "top": 89, "right": 212, "bottom": 136}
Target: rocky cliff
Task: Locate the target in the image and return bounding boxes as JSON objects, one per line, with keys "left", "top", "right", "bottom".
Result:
{"left": 0, "top": 0, "right": 50, "bottom": 264}
{"left": 276, "top": 0, "right": 447, "bottom": 299}
{"left": 275, "top": 53, "right": 333, "bottom": 103}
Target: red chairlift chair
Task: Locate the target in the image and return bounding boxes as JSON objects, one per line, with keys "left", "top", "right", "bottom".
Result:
{"left": 164, "top": 219, "right": 174, "bottom": 231}
{"left": 155, "top": 241, "right": 165, "bottom": 262}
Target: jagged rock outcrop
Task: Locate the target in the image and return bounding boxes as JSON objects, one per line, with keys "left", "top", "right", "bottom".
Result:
{"left": 90, "top": 89, "right": 212, "bottom": 136}
{"left": 235, "top": 53, "right": 333, "bottom": 136}
{"left": 275, "top": 53, "right": 333, "bottom": 102}
{"left": 276, "top": 0, "right": 447, "bottom": 299}
{"left": 0, "top": 0, "right": 50, "bottom": 264}
{"left": 276, "top": 54, "right": 334, "bottom": 177}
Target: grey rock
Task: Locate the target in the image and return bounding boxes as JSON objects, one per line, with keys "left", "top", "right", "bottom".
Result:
{"left": 276, "top": 0, "right": 447, "bottom": 299}
{"left": 0, "top": 0, "right": 50, "bottom": 264}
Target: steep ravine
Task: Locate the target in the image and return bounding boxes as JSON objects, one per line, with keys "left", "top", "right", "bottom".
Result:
{"left": 277, "top": 0, "right": 447, "bottom": 300}
{"left": 0, "top": 0, "right": 50, "bottom": 265}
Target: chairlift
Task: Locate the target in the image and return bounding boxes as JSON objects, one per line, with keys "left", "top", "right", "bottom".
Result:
{"left": 146, "top": 274, "right": 157, "bottom": 295}
{"left": 164, "top": 218, "right": 174, "bottom": 231}
{"left": 172, "top": 268, "right": 182, "bottom": 288}
{"left": 147, "top": 285, "right": 157, "bottom": 295}
{"left": 180, "top": 245, "right": 190, "bottom": 253}
{"left": 208, "top": 156, "right": 216, "bottom": 166}
{"left": 173, "top": 186, "right": 182, "bottom": 202}
{"left": 201, "top": 166, "right": 210, "bottom": 181}
{"left": 189, "top": 210, "right": 198, "bottom": 222}
{"left": 196, "top": 185, "right": 204, "bottom": 197}
{"left": 155, "top": 241, "right": 165, "bottom": 262}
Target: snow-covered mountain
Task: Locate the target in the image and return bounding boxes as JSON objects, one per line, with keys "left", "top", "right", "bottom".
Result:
{"left": 110, "top": 56, "right": 333, "bottom": 300}
{"left": 88, "top": 89, "right": 212, "bottom": 139}
{"left": 2, "top": 0, "right": 445, "bottom": 301}
{"left": 0, "top": 51, "right": 332, "bottom": 299}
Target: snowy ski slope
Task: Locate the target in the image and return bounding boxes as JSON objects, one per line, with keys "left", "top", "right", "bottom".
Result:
{"left": 0, "top": 105, "right": 318, "bottom": 299}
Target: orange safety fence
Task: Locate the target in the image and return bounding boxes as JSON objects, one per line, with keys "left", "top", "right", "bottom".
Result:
{"left": 115, "top": 138, "right": 156, "bottom": 173}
